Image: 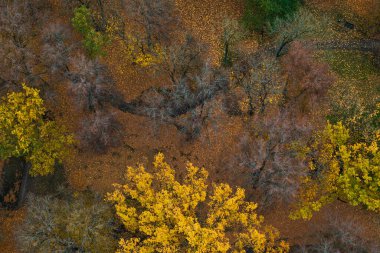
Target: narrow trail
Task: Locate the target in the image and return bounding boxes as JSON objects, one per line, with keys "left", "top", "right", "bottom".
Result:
{"left": 306, "top": 39, "right": 380, "bottom": 52}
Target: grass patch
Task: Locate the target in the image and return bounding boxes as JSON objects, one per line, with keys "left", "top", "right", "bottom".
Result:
{"left": 321, "top": 50, "right": 378, "bottom": 79}
{"left": 322, "top": 50, "right": 380, "bottom": 142}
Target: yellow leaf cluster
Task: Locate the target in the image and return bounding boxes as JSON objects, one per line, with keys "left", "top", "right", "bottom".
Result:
{"left": 291, "top": 122, "right": 380, "bottom": 220}
{"left": 0, "top": 84, "right": 74, "bottom": 176}
{"left": 111, "top": 35, "right": 163, "bottom": 68}
{"left": 101, "top": 10, "right": 163, "bottom": 67}
{"left": 107, "top": 153, "right": 289, "bottom": 253}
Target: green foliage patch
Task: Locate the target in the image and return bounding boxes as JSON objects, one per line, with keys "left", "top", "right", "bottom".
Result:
{"left": 242, "top": 0, "right": 300, "bottom": 31}
{"left": 72, "top": 5, "right": 108, "bottom": 57}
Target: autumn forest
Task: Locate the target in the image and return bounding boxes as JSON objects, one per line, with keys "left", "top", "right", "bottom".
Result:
{"left": 0, "top": 0, "right": 379, "bottom": 252}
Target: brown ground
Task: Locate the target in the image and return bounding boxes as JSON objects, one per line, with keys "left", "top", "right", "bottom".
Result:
{"left": 0, "top": 209, "right": 25, "bottom": 252}
{"left": 1, "top": 0, "right": 379, "bottom": 252}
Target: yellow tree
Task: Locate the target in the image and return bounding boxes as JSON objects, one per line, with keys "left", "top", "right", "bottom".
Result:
{"left": 107, "top": 153, "right": 289, "bottom": 253}
{"left": 0, "top": 84, "right": 74, "bottom": 176}
{"left": 291, "top": 122, "right": 380, "bottom": 220}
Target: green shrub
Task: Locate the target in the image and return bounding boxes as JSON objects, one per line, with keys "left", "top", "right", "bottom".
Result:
{"left": 242, "top": 0, "right": 300, "bottom": 32}
{"left": 72, "top": 5, "right": 108, "bottom": 57}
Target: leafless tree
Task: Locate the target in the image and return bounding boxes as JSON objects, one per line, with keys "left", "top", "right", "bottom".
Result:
{"left": 281, "top": 41, "right": 335, "bottom": 115}
{"left": 222, "top": 89, "right": 244, "bottom": 116}
{"left": 0, "top": 1, "right": 36, "bottom": 90}
{"left": 167, "top": 64, "right": 227, "bottom": 139}
{"left": 123, "top": 0, "right": 179, "bottom": 49}
{"left": 116, "top": 62, "right": 228, "bottom": 139}
{"left": 78, "top": 111, "right": 123, "bottom": 153}
{"left": 292, "top": 216, "right": 379, "bottom": 253}
{"left": 17, "top": 191, "right": 117, "bottom": 253}
{"left": 221, "top": 18, "right": 245, "bottom": 66}
{"left": 231, "top": 42, "right": 334, "bottom": 207}
{"left": 166, "top": 63, "right": 228, "bottom": 117}
{"left": 67, "top": 55, "right": 118, "bottom": 112}
{"left": 232, "top": 55, "right": 284, "bottom": 116}
{"left": 41, "top": 24, "right": 73, "bottom": 76}
{"left": 0, "top": 0, "right": 53, "bottom": 95}
{"left": 237, "top": 111, "right": 312, "bottom": 207}
{"left": 159, "top": 35, "right": 205, "bottom": 86}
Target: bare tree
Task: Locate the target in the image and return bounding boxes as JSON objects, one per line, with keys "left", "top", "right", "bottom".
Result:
{"left": 124, "top": 0, "right": 178, "bottom": 49}
{"left": 231, "top": 42, "right": 334, "bottom": 207}
{"left": 222, "top": 89, "right": 244, "bottom": 116}
{"left": 221, "top": 18, "right": 245, "bottom": 66}
{"left": 237, "top": 111, "right": 312, "bottom": 207}
{"left": 41, "top": 24, "right": 73, "bottom": 76}
{"left": 0, "top": 1, "right": 36, "bottom": 89}
{"left": 269, "top": 8, "right": 329, "bottom": 57}
{"left": 281, "top": 41, "right": 335, "bottom": 115}
{"left": 232, "top": 55, "right": 283, "bottom": 116}
{"left": 78, "top": 110, "right": 123, "bottom": 153}
{"left": 17, "top": 191, "right": 117, "bottom": 253}
{"left": 292, "top": 216, "right": 379, "bottom": 253}
{"left": 115, "top": 62, "right": 228, "bottom": 139}
{"left": 159, "top": 35, "right": 205, "bottom": 86}
{"left": 166, "top": 63, "right": 228, "bottom": 117}
{"left": 67, "top": 55, "right": 117, "bottom": 112}
{"left": 0, "top": 0, "right": 52, "bottom": 95}
{"left": 169, "top": 64, "right": 224, "bottom": 140}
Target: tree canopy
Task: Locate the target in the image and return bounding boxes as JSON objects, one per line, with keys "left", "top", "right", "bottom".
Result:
{"left": 291, "top": 122, "right": 380, "bottom": 220}
{"left": 243, "top": 0, "right": 300, "bottom": 31}
{"left": 0, "top": 84, "right": 73, "bottom": 176}
{"left": 107, "top": 153, "right": 289, "bottom": 252}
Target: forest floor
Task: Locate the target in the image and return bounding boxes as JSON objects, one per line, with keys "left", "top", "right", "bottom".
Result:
{"left": 1, "top": 0, "right": 379, "bottom": 252}
{"left": 0, "top": 209, "right": 25, "bottom": 252}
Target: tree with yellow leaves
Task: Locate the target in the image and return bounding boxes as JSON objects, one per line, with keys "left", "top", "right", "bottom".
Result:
{"left": 111, "top": 34, "right": 164, "bottom": 67}
{"left": 290, "top": 122, "right": 380, "bottom": 220}
{"left": 107, "top": 153, "right": 289, "bottom": 253}
{"left": 0, "top": 84, "right": 74, "bottom": 176}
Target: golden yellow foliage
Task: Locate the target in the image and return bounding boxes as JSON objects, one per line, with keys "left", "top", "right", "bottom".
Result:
{"left": 106, "top": 22, "right": 163, "bottom": 68}
{"left": 0, "top": 84, "right": 74, "bottom": 176}
{"left": 107, "top": 153, "right": 289, "bottom": 253}
{"left": 291, "top": 122, "right": 380, "bottom": 220}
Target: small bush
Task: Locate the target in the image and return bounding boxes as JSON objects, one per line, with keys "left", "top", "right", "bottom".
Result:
{"left": 291, "top": 217, "right": 379, "bottom": 253}
{"left": 17, "top": 191, "right": 118, "bottom": 253}
{"left": 79, "top": 111, "right": 123, "bottom": 153}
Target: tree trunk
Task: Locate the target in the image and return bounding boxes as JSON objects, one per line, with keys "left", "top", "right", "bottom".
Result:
{"left": 16, "top": 159, "right": 30, "bottom": 209}
{"left": 222, "top": 42, "right": 230, "bottom": 66}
